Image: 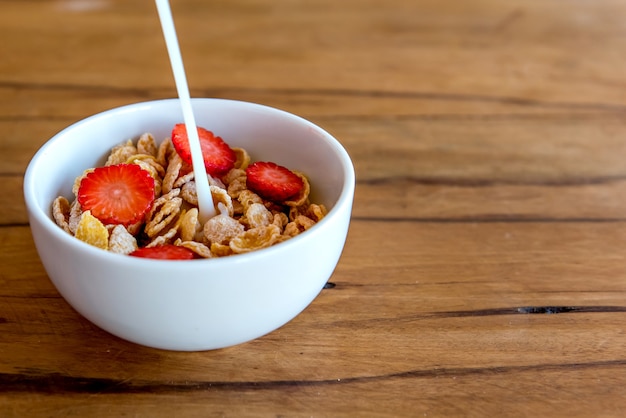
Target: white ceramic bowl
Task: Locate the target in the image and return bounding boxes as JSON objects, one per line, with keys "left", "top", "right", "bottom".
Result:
{"left": 23, "top": 98, "right": 354, "bottom": 351}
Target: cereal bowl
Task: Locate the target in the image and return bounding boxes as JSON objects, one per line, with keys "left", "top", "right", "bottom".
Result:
{"left": 23, "top": 98, "right": 354, "bottom": 351}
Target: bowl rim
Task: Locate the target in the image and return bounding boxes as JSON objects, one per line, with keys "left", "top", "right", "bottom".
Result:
{"left": 23, "top": 98, "right": 355, "bottom": 269}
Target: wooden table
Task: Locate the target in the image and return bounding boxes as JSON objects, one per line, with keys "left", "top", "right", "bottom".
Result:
{"left": 2, "top": 0, "right": 626, "bottom": 416}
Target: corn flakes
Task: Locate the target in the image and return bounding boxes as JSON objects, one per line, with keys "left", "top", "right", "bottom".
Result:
{"left": 162, "top": 153, "right": 183, "bottom": 194}
{"left": 284, "top": 171, "right": 310, "bottom": 207}
{"left": 52, "top": 196, "right": 71, "bottom": 233}
{"left": 145, "top": 189, "right": 183, "bottom": 238}
{"left": 51, "top": 129, "right": 327, "bottom": 259}
{"left": 230, "top": 224, "right": 281, "bottom": 254}
{"left": 210, "top": 242, "right": 233, "bottom": 257}
{"left": 203, "top": 213, "right": 245, "bottom": 246}
{"left": 137, "top": 133, "right": 158, "bottom": 157}
{"left": 68, "top": 200, "right": 83, "bottom": 235}
{"left": 243, "top": 202, "right": 273, "bottom": 229}
{"left": 156, "top": 137, "right": 172, "bottom": 167}
{"left": 180, "top": 208, "right": 201, "bottom": 242}
{"left": 109, "top": 224, "right": 138, "bottom": 254}
{"left": 174, "top": 239, "right": 212, "bottom": 258}
{"left": 105, "top": 140, "right": 137, "bottom": 166}
{"left": 75, "top": 210, "right": 109, "bottom": 249}
{"left": 232, "top": 147, "right": 251, "bottom": 170}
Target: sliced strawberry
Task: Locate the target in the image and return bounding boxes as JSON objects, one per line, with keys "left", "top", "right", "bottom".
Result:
{"left": 77, "top": 163, "right": 155, "bottom": 226}
{"left": 129, "top": 245, "right": 197, "bottom": 260}
{"left": 171, "top": 124, "right": 236, "bottom": 176}
{"left": 245, "top": 161, "right": 304, "bottom": 202}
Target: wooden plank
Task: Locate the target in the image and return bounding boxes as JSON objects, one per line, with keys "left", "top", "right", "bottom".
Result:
{"left": 1, "top": 1, "right": 625, "bottom": 103}
{"left": 1, "top": 361, "right": 626, "bottom": 417}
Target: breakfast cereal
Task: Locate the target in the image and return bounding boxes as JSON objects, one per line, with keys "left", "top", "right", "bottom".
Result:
{"left": 51, "top": 125, "right": 326, "bottom": 259}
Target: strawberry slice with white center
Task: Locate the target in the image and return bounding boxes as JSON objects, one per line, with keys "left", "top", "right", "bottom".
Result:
{"left": 171, "top": 124, "right": 236, "bottom": 176}
{"left": 245, "top": 161, "right": 304, "bottom": 202}
{"left": 77, "top": 163, "right": 155, "bottom": 226}
{"left": 129, "top": 245, "right": 197, "bottom": 260}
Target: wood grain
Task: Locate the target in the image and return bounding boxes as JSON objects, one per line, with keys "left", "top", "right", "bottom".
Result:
{"left": 1, "top": 0, "right": 626, "bottom": 416}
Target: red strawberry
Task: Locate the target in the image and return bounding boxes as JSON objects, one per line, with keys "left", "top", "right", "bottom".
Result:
{"left": 129, "top": 245, "right": 197, "bottom": 260}
{"left": 77, "top": 163, "right": 155, "bottom": 226}
{"left": 171, "top": 124, "right": 236, "bottom": 176}
{"left": 245, "top": 161, "right": 304, "bottom": 202}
